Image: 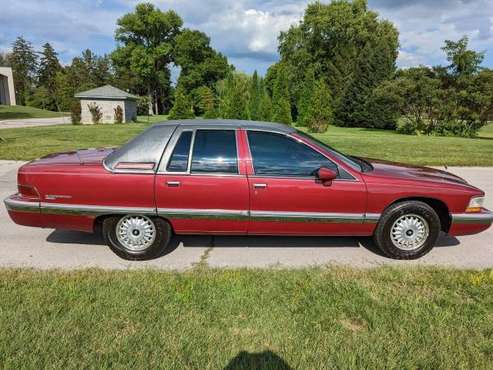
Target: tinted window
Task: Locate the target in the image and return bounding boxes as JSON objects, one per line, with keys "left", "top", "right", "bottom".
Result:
{"left": 191, "top": 130, "right": 238, "bottom": 174}
{"left": 167, "top": 131, "right": 193, "bottom": 172}
{"left": 247, "top": 131, "right": 339, "bottom": 177}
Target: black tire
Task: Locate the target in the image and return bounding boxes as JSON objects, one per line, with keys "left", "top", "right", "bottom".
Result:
{"left": 373, "top": 201, "right": 441, "bottom": 260}
{"left": 102, "top": 215, "right": 172, "bottom": 261}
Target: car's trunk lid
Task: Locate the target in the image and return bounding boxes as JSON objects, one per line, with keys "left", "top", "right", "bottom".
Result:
{"left": 29, "top": 148, "right": 115, "bottom": 166}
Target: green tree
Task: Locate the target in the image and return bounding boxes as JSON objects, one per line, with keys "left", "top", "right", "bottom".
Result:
{"left": 218, "top": 73, "right": 249, "bottom": 120}
{"left": 175, "top": 29, "right": 230, "bottom": 95}
{"left": 8, "top": 36, "right": 38, "bottom": 105}
{"left": 247, "top": 71, "right": 262, "bottom": 120}
{"left": 271, "top": 67, "right": 292, "bottom": 125}
{"left": 112, "top": 3, "right": 182, "bottom": 114}
{"left": 37, "top": 43, "right": 62, "bottom": 111}
{"left": 194, "top": 86, "right": 216, "bottom": 117}
{"left": 296, "top": 67, "right": 315, "bottom": 126}
{"left": 305, "top": 79, "right": 333, "bottom": 132}
{"left": 257, "top": 80, "right": 273, "bottom": 122}
{"left": 0, "top": 52, "right": 11, "bottom": 67}
{"left": 168, "top": 85, "right": 194, "bottom": 119}
{"left": 442, "top": 36, "right": 484, "bottom": 77}
{"left": 277, "top": 0, "right": 399, "bottom": 127}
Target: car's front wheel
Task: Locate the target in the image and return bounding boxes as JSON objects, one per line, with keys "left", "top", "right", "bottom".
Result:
{"left": 102, "top": 215, "right": 172, "bottom": 260}
{"left": 373, "top": 201, "right": 441, "bottom": 259}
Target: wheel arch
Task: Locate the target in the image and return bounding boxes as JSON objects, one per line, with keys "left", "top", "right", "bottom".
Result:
{"left": 387, "top": 197, "right": 451, "bottom": 233}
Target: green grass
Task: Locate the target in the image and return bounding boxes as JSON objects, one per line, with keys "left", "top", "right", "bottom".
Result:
{"left": 0, "top": 105, "right": 68, "bottom": 120}
{"left": 0, "top": 267, "right": 492, "bottom": 368}
{"left": 479, "top": 122, "right": 493, "bottom": 138}
{"left": 0, "top": 118, "right": 491, "bottom": 165}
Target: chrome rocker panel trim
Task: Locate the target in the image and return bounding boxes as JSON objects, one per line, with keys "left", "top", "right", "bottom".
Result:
{"left": 451, "top": 211, "right": 493, "bottom": 224}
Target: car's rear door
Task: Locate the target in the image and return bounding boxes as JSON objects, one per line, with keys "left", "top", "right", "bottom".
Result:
{"left": 244, "top": 130, "right": 370, "bottom": 236}
{"left": 154, "top": 126, "right": 249, "bottom": 234}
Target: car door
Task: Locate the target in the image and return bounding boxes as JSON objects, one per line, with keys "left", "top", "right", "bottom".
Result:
{"left": 245, "top": 130, "right": 369, "bottom": 236}
{"left": 154, "top": 127, "right": 249, "bottom": 234}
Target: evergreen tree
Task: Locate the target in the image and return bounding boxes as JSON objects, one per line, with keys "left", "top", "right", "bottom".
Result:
{"left": 305, "top": 79, "right": 333, "bottom": 133}
{"left": 271, "top": 68, "right": 292, "bottom": 125}
{"left": 195, "top": 86, "right": 217, "bottom": 118}
{"left": 8, "top": 36, "right": 38, "bottom": 105}
{"left": 258, "top": 87, "right": 273, "bottom": 122}
{"left": 297, "top": 67, "right": 315, "bottom": 126}
{"left": 37, "top": 43, "right": 61, "bottom": 111}
{"left": 334, "top": 21, "right": 398, "bottom": 127}
{"left": 169, "top": 86, "right": 194, "bottom": 119}
{"left": 218, "top": 73, "right": 249, "bottom": 119}
{"left": 247, "top": 71, "right": 262, "bottom": 120}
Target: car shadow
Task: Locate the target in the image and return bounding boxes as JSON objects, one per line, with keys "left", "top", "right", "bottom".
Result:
{"left": 46, "top": 230, "right": 460, "bottom": 259}
{"left": 223, "top": 350, "right": 292, "bottom": 370}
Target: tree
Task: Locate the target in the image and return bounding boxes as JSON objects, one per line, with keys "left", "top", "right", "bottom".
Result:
{"left": 305, "top": 79, "right": 333, "bottom": 132}
{"left": 276, "top": 0, "right": 399, "bottom": 127}
{"left": 218, "top": 73, "right": 249, "bottom": 120}
{"left": 112, "top": 3, "right": 183, "bottom": 114}
{"left": 175, "top": 29, "right": 230, "bottom": 95}
{"left": 37, "top": 43, "right": 61, "bottom": 111}
{"left": 168, "top": 85, "right": 194, "bottom": 119}
{"left": 271, "top": 67, "right": 292, "bottom": 125}
{"left": 296, "top": 67, "right": 315, "bottom": 126}
{"left": 8, "top": 36, "right": 38, "bottom": 105}
{"left": 194, "top": 86, "right": 216, "bottom": 118}
{"left": 247, "top": 71, "right": 262, "bottom": 120}
{"left": 334, "top": 20, "right": 398, "bottom": 127}
{"left": 442, "top": 36, "right": 484, "bottom": 77}
{"left": 0, "top": 52, "right": 11, "bottom": 67}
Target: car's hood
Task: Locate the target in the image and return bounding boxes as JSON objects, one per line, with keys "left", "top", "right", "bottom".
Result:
{"left": 29, "top": 148, "right": 115, "bottom": 166}
{"left": 363, "top": 158, "right": 469, "bottom": 185}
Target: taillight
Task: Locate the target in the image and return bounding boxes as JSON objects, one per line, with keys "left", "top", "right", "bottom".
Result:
{"left": 18, "top": 185, "right": 40, "bottom": 201}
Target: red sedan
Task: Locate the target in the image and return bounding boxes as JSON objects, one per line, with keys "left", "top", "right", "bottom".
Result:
{"left": 5, "top": 120, "right": 492, "bottom": 260}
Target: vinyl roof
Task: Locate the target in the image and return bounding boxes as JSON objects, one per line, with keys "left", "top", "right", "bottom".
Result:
{"left": 75, "top": 85, "right": 138, "bottom": 100}
{"left": 158, "top": 119, "right": 296, "bottom": 133}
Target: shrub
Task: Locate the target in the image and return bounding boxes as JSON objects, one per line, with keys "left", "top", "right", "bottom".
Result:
{"left": 137, "top": 96, "right": 151, "bottom": 115}
{"left": 87, "top": 102, "right": 103, "bottom": 124}
{"left": 114, "top": 105, "right": 123, "bottom": 124}
{"left": 70, "top": 101, "right": 81, "bottom": 124}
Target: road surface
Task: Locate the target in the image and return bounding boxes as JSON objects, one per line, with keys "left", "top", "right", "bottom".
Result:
{"left": 0, "top": 116, "right": 70, "bottom": 129}
{"left": 0, "top": 161, "right": 492, "bottom": 270}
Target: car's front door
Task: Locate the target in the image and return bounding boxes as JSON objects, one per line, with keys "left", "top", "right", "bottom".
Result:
{"left": 244, "top": 130, "right": 369, "bottom": 236}
{"left": 155, "top": 127, "right": 249, "bottom": 234}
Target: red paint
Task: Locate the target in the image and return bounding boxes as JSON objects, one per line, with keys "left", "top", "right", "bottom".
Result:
{"left": 5, "top": 132, "right": 492, "bottom": 239}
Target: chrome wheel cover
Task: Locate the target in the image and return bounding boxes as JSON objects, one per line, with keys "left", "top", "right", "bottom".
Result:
{"left": 116, "top": 215, "right": 156, "bottom": 252}
{"left": 390, "top": 214, "right": 429, "bottom": 251}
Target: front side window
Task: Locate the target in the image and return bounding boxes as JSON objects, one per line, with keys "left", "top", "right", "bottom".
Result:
{"left": 191, "top": 130, "right": 238, "bottom": 174}
{"left": 247, "top": 131, "right": 339, "bottom": 177}
{"left": 167, "top": 131, "right": 193, "bottom": 172}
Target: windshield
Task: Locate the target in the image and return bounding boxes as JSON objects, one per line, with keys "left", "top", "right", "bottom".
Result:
{"left": 295, "top": 131, "right": 363, "bottom": 172}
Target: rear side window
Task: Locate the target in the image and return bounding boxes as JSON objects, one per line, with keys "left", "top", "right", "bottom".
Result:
{"left": 191, "top": 130, "right": 238, "bottom": 174}
{"left": 167, "top": 131, "right": 192, "bottom": 172}
{"left": 247, "top": 131, "right": 339, "bottom": 177}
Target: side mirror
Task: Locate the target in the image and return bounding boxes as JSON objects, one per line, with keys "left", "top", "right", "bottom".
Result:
{"left": 317, "top": 167, "right": 337, "bottom": 186}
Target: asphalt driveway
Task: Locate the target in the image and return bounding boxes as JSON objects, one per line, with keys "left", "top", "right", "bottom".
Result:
{"left": 0, "top": 160, "right": 492, "bottom": 270}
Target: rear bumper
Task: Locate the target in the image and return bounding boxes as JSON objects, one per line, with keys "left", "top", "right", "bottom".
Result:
{"left": 449, "top": 208, "right": 493, "bottom": 236}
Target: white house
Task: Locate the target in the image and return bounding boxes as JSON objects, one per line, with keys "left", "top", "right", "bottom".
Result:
{"left": 75, "top": 85, "right": 138, "bottom": 124}
{"left": 0, "top": 67, "right": 16, "bottom": 106}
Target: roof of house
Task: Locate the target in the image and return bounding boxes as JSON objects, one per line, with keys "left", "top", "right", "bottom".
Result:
{"left": 74, "top": 85, "right": 138, "bottom": 100}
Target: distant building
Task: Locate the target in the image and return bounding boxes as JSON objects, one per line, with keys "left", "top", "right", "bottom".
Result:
{"left": 75, "top": 85, "right": 138, "bottom": 124}
{"left": 0, "top": 67, "right": 16, "bottom": 106}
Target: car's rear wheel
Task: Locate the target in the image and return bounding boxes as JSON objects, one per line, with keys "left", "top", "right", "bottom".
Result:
{"left": 373, "top": 201, "right": 441, "bottom": 259}
{"left": 102, "top": 215, "right": 172, "bottom": 260}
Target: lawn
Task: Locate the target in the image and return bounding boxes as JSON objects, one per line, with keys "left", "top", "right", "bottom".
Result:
{"left": 0, "top": 267, "right": 492, "bottom": 368}
{"left": 0, "top": 105, "right": 68, "bottom": 120}
{"left": 0, "top": 118, "right": 492, "bottom": 165}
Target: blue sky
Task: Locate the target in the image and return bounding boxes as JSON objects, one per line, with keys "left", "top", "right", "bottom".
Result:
{"left": 1, "top": 0, "right": 492, "bottom": 75}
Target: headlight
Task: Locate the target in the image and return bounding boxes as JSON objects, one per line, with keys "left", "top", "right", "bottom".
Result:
{"left": 466, "top": 196, "right": 484, "bottom": 212}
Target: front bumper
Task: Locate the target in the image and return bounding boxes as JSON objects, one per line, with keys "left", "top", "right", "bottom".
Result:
{"left": 449, "top": 208, "right": 493, "bottom": 236}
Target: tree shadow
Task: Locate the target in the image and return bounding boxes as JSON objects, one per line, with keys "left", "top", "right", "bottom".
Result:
{"left": 224, "top": 350, "right": 292, "bottom": 370}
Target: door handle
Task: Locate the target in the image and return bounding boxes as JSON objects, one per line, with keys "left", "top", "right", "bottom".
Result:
{"left": 166, "top": 181, "right": 180, "bottom": 187}
{"left": 254, "top": 183, "right": 267, "bottom": 189}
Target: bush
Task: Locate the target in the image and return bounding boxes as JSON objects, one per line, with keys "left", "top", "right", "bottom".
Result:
{"left": 87, "top": 102, "right": 103, "bottom": 124}
{"left": 70, "top": 101, "right": 81, "bottom": 124}
{"left": 114, "top": 105, "right": 123, "bottom": 124}
{"left": 137, "top": 96, "right": 151, "bottom": 115}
